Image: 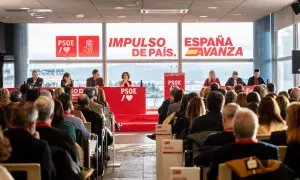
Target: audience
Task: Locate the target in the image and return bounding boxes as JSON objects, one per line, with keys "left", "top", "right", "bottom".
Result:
{"left": 218, "top": 88, "right": 226, "bottom": 96}
{"left": 289, "top": 87, "right": 300, "bottom": 102}
{"left": 0, "top": 127, "right": 13, "bottom": 180}
{"left": 95, "top": 88, "right": 108, "bottom": 108}
{"left": 167, "top": 89, "right": 184, "bottom": 116}
{"left": 58, "top": 93, "right": 89, "bottom": 140}
{"left": 207, "top": 108, "right": 279, "bottom": 180}
{"left": 26, "top": 88, "right": 40, "bottom": 102}
{"left": 246, "top": 92, "right": 261, "bottom": 104}
{"left": 257, "top": 96, "right": 286, "bottom": 135}
{"left": 267, "top": 83, "right": 276, "bottom": 93}
{"left": 253, "top": 85, "right": 267, "bottom": 98}
{"left": 276, "top": 95, "right": 289, "bottom": 120}
{"left": 278, "top": 91, "right": 290, "bottom": 99}
{"left": 199, "top": 87, "right": 206, "bottom": 98}
{"left": 54, "top": 87, "right": 65, "bottom": 99}
{"left": 0, "top": 88, "right": 10, "bottom": 107}
{"left": 83, "top": 88, "right": 105, "bottom": 119}
{"left": 9, "top": 90, "right": 22, "bottom": 107}
{"left": 234, "top": 84, "right": 243, "bottom": 94}
{"left": 20, "top": 83, "right": 30, "bottom": 100}
{"left": 236, "top": 92, "right": 247, "bottom": 107}
{"left": 210, "top": 82, "right": 219, "bottom": 92}
{"left": 3, "top": 102, "right": 56, "bottom": 180}
{"left": 225, "top": 90, "right": 237, "bottom": 105}
{"left": 40, "top": 90, "right": 53, "bottom": 99}
{"left": 0, "top": 88, "right": 10, "bottom": 129}
{"left": 190, "top": 91, "right": 224, "bottom": 134}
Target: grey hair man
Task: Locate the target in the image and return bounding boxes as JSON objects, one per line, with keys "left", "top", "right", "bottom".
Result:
{"left": 39, "top": 90, "right": 53, "bottom": 99}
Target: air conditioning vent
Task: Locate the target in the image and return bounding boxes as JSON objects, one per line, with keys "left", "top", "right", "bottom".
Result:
{"left": 140, "top": 9, "right": 189, "bottom": 14}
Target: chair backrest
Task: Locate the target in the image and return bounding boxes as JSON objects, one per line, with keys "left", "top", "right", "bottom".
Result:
{"left": 1, "top": 163, "right": 41, "bottom": 180}
{"left": 218, "top": 163, "right": 232, "bottom": 180}
{"left": 278, "top": 146, "right": 287, "bottom": 161}
{"left": 257, "top": 135, "right": 270, "bottom": 141}
{"left": 84, "top": 122, "right": 92, "bottom": 133}
{"left": 75, "top": 143, "right": 84, "bottom": 167}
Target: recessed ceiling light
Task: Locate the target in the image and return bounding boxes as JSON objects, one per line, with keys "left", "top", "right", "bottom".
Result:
{"left": 76, "top": 14, "right": 84, "bottom": 18}
{"left": 126, "top": 4, "right": 136, "bottom": 7}
{"left": 20, "top": 7, "right": 30, "bottom": 10}
{"left": 30, "top": 9, "right": 53, "bottom": 13}
{"left": 208, "top": 7, "right": 218, "bottom": 9}
{"left": 118, "top": 15, "right": 126, "bottom": 18}
{"left": 232, "top": 13, "right": 241, "bottom": 16}
{"left": 114, "top": 7, "right": 125, "bottom": 10}
{"left": 29, "top": 12, "right": 36, "bottom": 16}
{"left": 36, "top": 16, "right": 45, "bottom": 19}
{"left": 141, "top": 9, "right": 188, "bottom": 14}
{"left": 199, "top": 15, "right": 208, "bottom": 18}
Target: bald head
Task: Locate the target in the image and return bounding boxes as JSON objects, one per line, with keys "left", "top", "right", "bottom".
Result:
{"left": 78, "top": 94, "right": 89, "bottom": 107}
{"left": 233, "top": 108, "right": 259, "bottom": 140}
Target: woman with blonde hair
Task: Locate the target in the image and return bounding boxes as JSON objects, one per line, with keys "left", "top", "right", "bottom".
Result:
{"left": 257, "top": 96, "right": 286, "bottom": 135}
{"left": 236, "top": 92, "right": 248, "bottom": 107}
{"left": 0, "top": 127, "right": 14, "bottom": 180}
{"left": 54, "top": 87, "right": 65, "bottom": 99}
{"left": 0, "top": 88, "right": 10, "bottom": 107}
{"left": 199, "top": 87, "right": 206, "bottom": 98}
{"left": 203, "top": 70, "right": 221, "bottom": 86}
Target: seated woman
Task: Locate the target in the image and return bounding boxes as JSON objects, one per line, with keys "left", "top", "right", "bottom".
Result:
{"left": 61, "top": 72, "right": 74, "bottom": 95}
{"left": 119, "top": 72, "right": 132, "bottom": 87}
{"left": 203, "top": 70, "right": 221, "bottom": 86}
{"left": 257, "top": 96, "right": 286, "bottom": 135}
{"left": 225, "top": 71, "right": 246, "bottom": 86}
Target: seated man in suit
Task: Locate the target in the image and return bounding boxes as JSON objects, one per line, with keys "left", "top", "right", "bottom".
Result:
{"left": 26, "top": 70, "right": 43, "bottom": 88}
{"left": 34, "top": 96, "right": 78, "bottom": 163}
{"left": 225, "top": 71, "right": 246, "bottom": 86}
{"left": 190, "top": 91, "right": 224, "bottom": 134}
{"left": 86, "top": 69, "right": 104, "bottom": 87}
{"left": 247, "top": 69, "right": 266, "bottom": 86}
{"left": 4, "top": 102, "right": 56, "bottom": 180}
{"left": 207, "top": 108, "right": 279, "bottom": 180}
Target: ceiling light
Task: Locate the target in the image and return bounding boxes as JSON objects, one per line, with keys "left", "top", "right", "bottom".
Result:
{"left": 20, "top": 7, "right": 30, "bottom": 10}
{"left": 140, "top": 9, "right": 188, "bottom": 14}
{"left": 118, "top": 16, "right": 126, "bottom": 18}
{"left": 208, "top": 7, "right": 218, "bottom": 9}
{"left": 29, "top": 12, "right": 36, "bottom": 16}
{"left": 76, "top": 14, "right": 84, "bottom": 18}
{"left": 232, "top": 13, "right": 241, "bottom": 16}
{"left": 126, "top": 4, "right": 136, "bottom": 7}
{"left": 36, "top": 16, "right": 45, "bottom": 19}
{"left": 114, "top": 7, "right": 125, "bottom": 10}
{"left": 199, "top": 15, "right": 208, "bottom": 18}
{"left": 30, "top": 9, "right": 52, "bottom": 13}
{"left": 45, "top": 22, "right": 52, "bottom": 23}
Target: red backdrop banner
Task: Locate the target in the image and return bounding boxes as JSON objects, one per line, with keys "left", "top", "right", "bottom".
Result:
{"left": 78, "top": 36, "right": 100, "bottom": 57}
{"left": 56, "top": 36, "right": 77, "bottom": 57}
{"left": 164, "top": 73, "right": 185, "bottom": 99}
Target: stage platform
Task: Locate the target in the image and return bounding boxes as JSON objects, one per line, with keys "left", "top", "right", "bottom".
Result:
{"left": 114, "top": 110, "right": 158, "bottom": 133}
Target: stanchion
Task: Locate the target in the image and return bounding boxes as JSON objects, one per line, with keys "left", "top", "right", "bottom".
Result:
{"left": 107, "top": 114, "right": 121, "bottom": 168}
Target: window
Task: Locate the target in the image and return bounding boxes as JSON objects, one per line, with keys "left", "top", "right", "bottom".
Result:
{"left": 277, "top": 26, "right": 293, "bottom": 58}
{"left": 182, "top": 23, "right": 253, "bottom": 59}
{"left": 183, "top": 62, "right": 253, "bottom": 92}
{"left": 107, "top": 63, "right": 178, "bottom": 109}
{"left": 277, "top": 60, "right": 293, "bottom": 92}
{"left": 28, "top": 63, "right": 102, "bottom": 87}
{"left": 3, "top": 63, "right": 14, "bottom": 88}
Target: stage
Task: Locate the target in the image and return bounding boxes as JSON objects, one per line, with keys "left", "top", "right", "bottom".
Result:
{"left": 115, "top": 110, "right": 158, "bottom": 133}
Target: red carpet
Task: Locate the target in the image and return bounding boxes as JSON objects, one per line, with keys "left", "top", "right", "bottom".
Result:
{"left": 114, "top": 111, "right": 158, "bottom": 132}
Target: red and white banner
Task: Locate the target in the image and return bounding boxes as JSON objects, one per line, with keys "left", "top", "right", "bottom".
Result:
{"left": 78, "top": 36, "right": 100, "bottom": 57}
{"left": 56, "top": 36, "right": 77, "bottom": 57}
{"left": 164, "top": 73, "right": 185, "bottom": 99}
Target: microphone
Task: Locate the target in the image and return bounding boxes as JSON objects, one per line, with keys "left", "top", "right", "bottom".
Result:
{"left": 140, "top": 80, "right": 143, "bottom": 87}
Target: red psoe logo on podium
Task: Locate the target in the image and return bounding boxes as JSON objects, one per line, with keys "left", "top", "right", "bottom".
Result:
{"left": 164, "top": 73, "right": 185, "bottom": 99}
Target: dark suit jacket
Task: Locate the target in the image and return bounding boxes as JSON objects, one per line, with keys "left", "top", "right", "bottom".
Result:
{"left": 207, "top": 141, "right": 279, "bottom": 180}
{"left": 225, "top": 77, "right": 246, "bottom": 86}
{"left": 190, "top": 111, "right": 223, "bottom": 134}
{"left": 284, "top": 143, "right": 300, "bottom": 176}
{"left": 270, "top": 130, "right": 287, "bottom": 146}
{"left": 4, "top": 128, "right": 56, "bottom": 180}
{"left": 247, "top": 76, "right": 266, "bottom": 86}
{"left": 36, "top": 125, "right": 78, "bottom": 163}
{"left": 203, "top": 131, "right": 235, "bottom": 146}
{"left": 86, "top": 77, "right": 104, "bottom": 87}
{"left": 26, "top": 77, "right": 44, "bottom": 88}
{"left": 158, "top": 98, "right": 171, "bottom": 124}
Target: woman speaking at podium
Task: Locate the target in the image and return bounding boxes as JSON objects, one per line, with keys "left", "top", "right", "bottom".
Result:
{"left": 120, "top": 72, "right": 132, "bottom": 87}
{"left": 204, "top": 70, "right": 221, "bottom": 86}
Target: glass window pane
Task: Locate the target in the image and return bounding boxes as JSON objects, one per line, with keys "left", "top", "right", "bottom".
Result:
{"left": 277, "top": 60, "right": 293, "bottom": 92}
{"left": 3, "top": 63, "right": 14, "bottom": 88}
{"left": 28, "top": 63, "right": 102, "bottom": 87}
{"left": 183, "top": 62, "right": 253, "bottom": 92}
{"left": 277, "top": 26, "right": 293, "bottom": 58}
{"left": 107, "top": 63, "right": 178, "bottom": 109}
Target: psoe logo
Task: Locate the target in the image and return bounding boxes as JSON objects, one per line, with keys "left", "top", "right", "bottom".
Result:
{"left": 121, "top": 88, "right": 137, "bottom": 102}
{"left": 168, "top": 80, "right": 181, "bottom": 86}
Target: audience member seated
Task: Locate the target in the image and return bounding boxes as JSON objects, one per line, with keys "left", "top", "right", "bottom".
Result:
{"left": 26, "top": 88, "right": 40, "bottom": 103}
{"left": 276, "top": 95, "right": 289, "bottom": 120}
{"left": 203, "top": 103, "right": 239, "bottom": 146}
{"left": 0, "top": 127, "right": 14, "bottom": 180}
{"left": 39, "top": 90, "right": 53, "bottom": 99}
{"left": 58, "top": 93, "right": 89, "bottom": 141}
{"left": 234, "top": 84, "right": 243, "bottom": 94}
{"left": 289, "top": 87, "right": 300, "bottom": 103}
{"left": 190, "top": 91, "right": 224, "bottom": 134}
{"left": 0, "top": 88, "right": 10, "bottom": 130}
{"left": 167, "top": 89, "right": 184, "bottom": 116}
{"left": 218, "top": 88, "right": 226, "bottom": 96}
{"left": 9, "top": 90, "right": 22, "bottom": 107}
{"left": 267, "top": 83, "right": 276, "bottom": 94}
{"left": 253, "top": 85, "right": 267, "bottom": 98}
{"left": 210, "top": 82, "right": 220, "bottom": 92}
{"left": 52, "top": 99, "right": 76, "bottom": 141}
{"left": 0, "top": 88, "right": 10, "bottom": 108}
{"left": 83, "top": 88, "right": 105, "bottom": 119}
{"left": 54, "top": 88, "right": 65, "bottom": 99}
{"left": 173, "top": 97, "right": 205, "bottom": 139}
{"left": 20, "top": 83, "right": 30, "bottom": 100}
{"left": 236, "top": 92, "right": 247, "bottom": 107}
{"left": 225, "top": 90, "right": 237, "bottom": 105}
{"left": 278, "top": 91, "right": 290, "bottom": 99}
{"left": 34, "top": 96, "right": 78, "bottom": 163}
{"left": 95, "top": 88, "right": 108, "bottom": 108}
{"left": 257, "top": 96, "right": 286, "bottom": 135}
{"left": 199, "top": 87, "right": 206, "bottom": 98}
{"left": 247, "top": 92, "right": 261, "bottom": 104}
{"left": 70, "top": 101, "right": 87, "bottom": 123}
{"left": 266, "top": 92, "right": 277, "bottom": 99}
{"left": 207, "top": 108, "right": 279, "bottom": 180}
{"left": 3, "top": 102, "right": 56, "bottom": 180}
